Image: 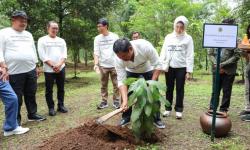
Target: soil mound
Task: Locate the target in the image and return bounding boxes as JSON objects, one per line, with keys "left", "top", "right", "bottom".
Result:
{"left": 38, "top": 121, "right": 165, "bottom": 150}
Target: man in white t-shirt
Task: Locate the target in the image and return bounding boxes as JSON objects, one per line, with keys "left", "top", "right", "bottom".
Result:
{"left": 38, "top": 21, "right": 68, "bottom": 116}
{"left": 93, "top": 18, "right": 120, "bottom": 109}
{"left": 113, "top": 38, "right": 165, "bottom": 129}
{"left": 0, "top": 10, "right": 46, "bottom": 125}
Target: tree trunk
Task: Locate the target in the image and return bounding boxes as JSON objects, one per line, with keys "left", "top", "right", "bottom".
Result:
{"left": 241, "top": 57, "right": 245, "bottom": 81}
{"left": 77, "top": 53, "right": 81, "bottom": 63}
{"left": 84, "top": 49, "right": 88, "bottom": 67}
{"left": 58, "top": 0, "right": 64, "bottom": 37}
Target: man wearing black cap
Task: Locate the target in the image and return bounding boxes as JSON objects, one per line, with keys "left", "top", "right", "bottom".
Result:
{"left": 93, "top": 18, "right": 120, "bottom": 109}
{"left": 0, "top": 10, "right": 46, "bottom": 125}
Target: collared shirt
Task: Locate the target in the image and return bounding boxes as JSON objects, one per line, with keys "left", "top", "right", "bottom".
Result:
{"left": 208, "top": 48, "right": 241, "bottom": 75}
{"left": 115, "top": 39, "right": 161, "bottom": 87}
{"left": 94, "top": 32, "right": 119, "bottom": 68}
{"left": 0, "top": 27, "right": 38, "bottom": 75}
{"left": 38, "top": 35, "right": 67, "bottom": 72}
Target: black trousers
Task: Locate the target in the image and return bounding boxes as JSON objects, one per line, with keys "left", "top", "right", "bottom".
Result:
{"left": 44, "top": 68, "right": 65, "bottom": 109}
{"left": 9, "top": 68, "right": 38, "bottom": 124}
{"left": 122, "top": 71, "right": 161, "bottom": 121}
{"left": 165, "top": 67, "right": 186, "bottom": 112}
{"left": 210, "top": 73, "right": 235, "bottom": 111}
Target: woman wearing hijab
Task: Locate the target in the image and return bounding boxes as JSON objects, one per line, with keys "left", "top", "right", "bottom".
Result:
{"left": 160, "top": 16, "right": 194, "bottom": 119}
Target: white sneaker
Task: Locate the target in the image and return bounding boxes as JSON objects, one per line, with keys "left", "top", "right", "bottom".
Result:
{"left": 176, "top": 112, "right": 182, "bottom": 119}
{"left": 4, "top": 126, "right": 30, "bottom": 137}
{"left": 163, "top": 110, "right": 171, "bottom": 117}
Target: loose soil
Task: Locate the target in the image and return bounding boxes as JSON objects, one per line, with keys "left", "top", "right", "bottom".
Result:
{"left": 38, "top": 120, "right": 165, "bottom": 150}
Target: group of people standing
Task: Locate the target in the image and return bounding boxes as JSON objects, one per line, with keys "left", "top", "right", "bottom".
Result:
{"left": 93, "top": 16, "right": 194, "bottom": 128}
{"left": 94, "top": 16, "right": 250, "bottom": 129}
{"left": 0, "top": 9, "right": 249, "bottom": 138}
{"left": 0, "top": 11, "right": 68, "bottom": 136}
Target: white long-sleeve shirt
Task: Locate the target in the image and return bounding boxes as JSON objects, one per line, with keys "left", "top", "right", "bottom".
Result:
{"left": 37, "top": 35, "right": 67, "bottom": 72}
{"left": 94, "top": 32, "right": 119, "bottom": 68}
{"left": 160, "top": 32, "right": 194, "bottom": 73}
{"left": 0, "top": 27, "right": 38, "bottom": 75}
{"left": 160, "top": 16, "right": 194, "bottom": 73}
{"left": 115, "top": 39, "right": 161, "bottom": 87}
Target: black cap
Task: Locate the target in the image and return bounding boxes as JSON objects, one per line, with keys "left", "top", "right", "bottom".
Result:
{"left": 97, "top": 18, "right": 109, "bottom": 26}
{"left": 11, "top": 10, "right": 28, "bottom": 19}
{"left": 222, "top": 18, "right": 235, "bottom": 24}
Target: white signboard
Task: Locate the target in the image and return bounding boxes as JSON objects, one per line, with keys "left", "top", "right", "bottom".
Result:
{"left": 203, "top": 23, "right": 238, "bottom": 48}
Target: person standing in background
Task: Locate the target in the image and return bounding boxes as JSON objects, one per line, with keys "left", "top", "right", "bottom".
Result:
{"left": 93, "top": 18, "right": 120, "bottom": 109}
{"left": 0, "top": 10, "right": 46, "bottom": 125}
{"left": 208, "top": 19, "right": 240, "bottom": 115}
{"left": 160, "top": 16, "right": 194, "bottom": 119}
{"left": 240, "top": 24, "right": 250, "bottom": 121}
{"left": 38, "top": 21, "right": 68, "bottom": 116}
{"left": 131, "top": 31, "right": 141, "bottom": 40}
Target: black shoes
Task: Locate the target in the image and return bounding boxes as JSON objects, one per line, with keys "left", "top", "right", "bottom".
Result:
{"left": 28, "top": 114, "right": 46, "bottom": 122}
{"left": 153, "top": 120, "right": 166, "bottom": 129}
{"left": 57, "top": 106, "right": 68, "bottom": 113}
{"left": 113, "top": 100, "right": 120, "bottom": 109}
{"left": 49, "top": 108, "right": 56, "bottom": 116}
{"left": 97, "top": 101, "right": 108, "bottom": 109}
{"left": 119, "top": 118, "right": 130, "bottom": 127}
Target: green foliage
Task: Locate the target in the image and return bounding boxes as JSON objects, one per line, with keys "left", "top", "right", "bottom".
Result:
{"left": 124, "top": 78, "right": 170, "bottom": 139}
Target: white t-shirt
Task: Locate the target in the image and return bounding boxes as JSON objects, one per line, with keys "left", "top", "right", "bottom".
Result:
{"left": 94, "top": 32, "right": 119, "bottom": 68}
{"left": 160, "top": 32, "right": 194, "bottom": 73}
{"left": 0, "top": 27, "right": 38, "bottom": 75}
{"left": 37, "top": 35, "right": 67, "bottom": 73}
{"left": 115, "top": 39, "right": 161, "bottom": 87}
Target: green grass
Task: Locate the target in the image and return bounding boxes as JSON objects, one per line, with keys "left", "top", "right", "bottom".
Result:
{"left": 0, "top": 69, "right": 249, "bottom": 150}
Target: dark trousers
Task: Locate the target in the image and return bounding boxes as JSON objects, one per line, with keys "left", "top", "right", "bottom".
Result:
{"left": 44, "top": 68, "right": 65, "bottom": 109}
{"left": 122, "top": 71, "right": 161, "bottom": 121}
{"left": 210, "top": 73, "right": 235, "bottom": 111}
{"left": 9, "top": 68, "right": 38, "bottom": 125}
{"left": 165, "top": 67, "right": 186, "bottom": 112}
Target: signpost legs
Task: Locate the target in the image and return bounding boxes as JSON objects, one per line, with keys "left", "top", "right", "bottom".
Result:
{"left": 211, "top": 48, "right": 222, "bottom": 142}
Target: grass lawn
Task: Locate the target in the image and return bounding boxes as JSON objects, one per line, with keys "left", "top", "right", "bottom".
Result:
{"left": 0, "top": 68, "right": 249, "bottom": 150}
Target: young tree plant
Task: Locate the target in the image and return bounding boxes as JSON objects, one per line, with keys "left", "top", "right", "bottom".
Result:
{"left": 124, "top": 78, "right": 170, "bottom": 139}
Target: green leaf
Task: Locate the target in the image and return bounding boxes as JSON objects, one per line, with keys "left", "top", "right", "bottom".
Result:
{"left": 151, "top": 102, "right": 161, "bottom": 114}
{"left": 144, "top": 104, "right": 152, "bottom": 117}
{"left": 146, "top": 87, "right": 153, "bottom": 103}
{"left": 137, "top": 95, "right": 147, "bottom": 108}
{"left": 131, "top": 105, "right": 142, "bottom": 122}
{"left": 159, "top": 96, "right": 171, "bottom": 107}
{"left": 147, "top": 80, "right": 166, "bottom": 92}
{"left": 123, "top": 77, "right": 138, "bottom": 86}
{"left": 128, "top": 92, "right": 138, "bottom": 107}
{"left": 132, "top": 120, "right": 141, "bottom": 138}
{"left": 150, "top": 86, "right": 160, "bottom": 101}
{"left": 144, "top": 117, "right": 154, "bottom": 135}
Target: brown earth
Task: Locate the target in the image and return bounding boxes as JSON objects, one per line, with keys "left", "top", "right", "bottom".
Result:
{"left": 38, "top": 121, "right": 165, "bottom": 150}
